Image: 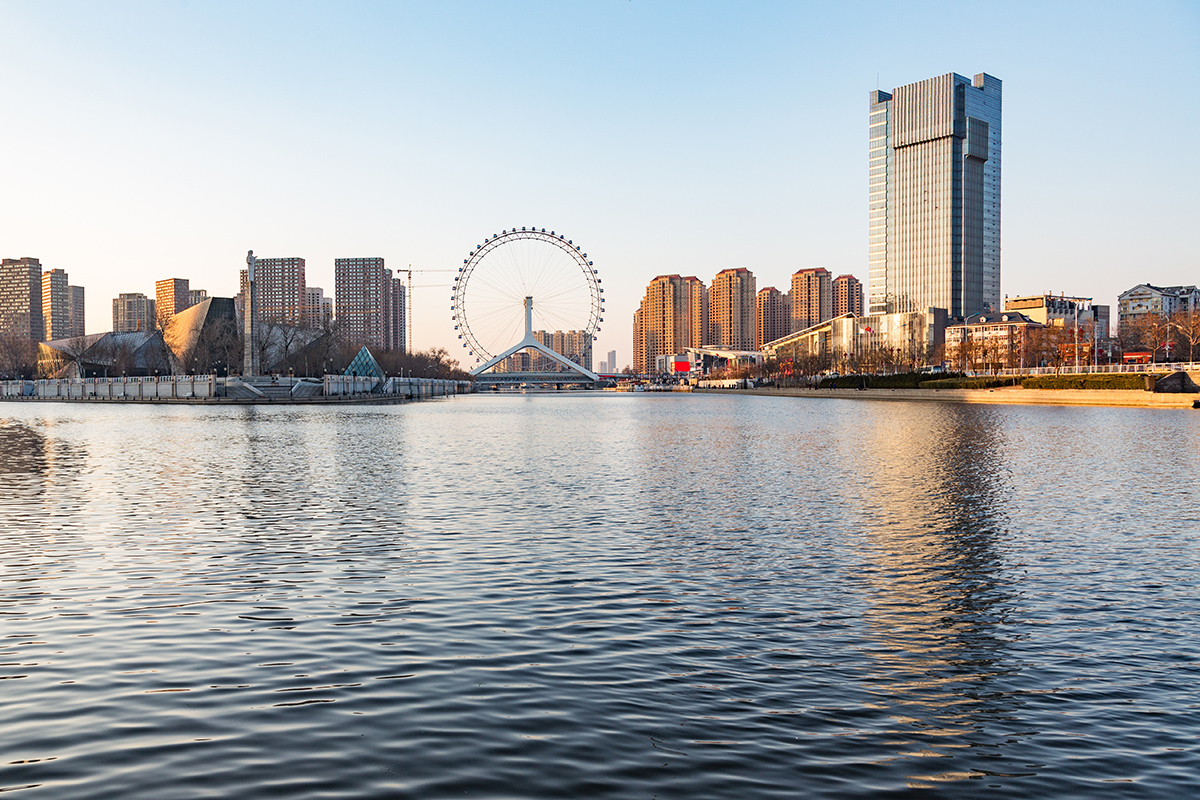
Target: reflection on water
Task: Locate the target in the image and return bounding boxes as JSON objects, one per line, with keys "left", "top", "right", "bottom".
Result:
{"left": 1, "top": 396, "right": 1198, "bottom": 799}
{"left": 853, "top": 404, "right": 1028, "bottom": 785}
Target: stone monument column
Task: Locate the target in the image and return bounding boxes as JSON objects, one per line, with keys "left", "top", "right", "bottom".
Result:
{"left": 244, "top": 250, "right": 259, "bottom": 376}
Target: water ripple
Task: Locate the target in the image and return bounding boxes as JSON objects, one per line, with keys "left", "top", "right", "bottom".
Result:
{"left": 1, "top": 398, "right": 1198, "bottom": 798}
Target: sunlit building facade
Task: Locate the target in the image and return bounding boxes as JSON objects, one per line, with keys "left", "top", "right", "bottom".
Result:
{"left": 791, "top": 267, "right": 832, "bottom": 332}
{"left": 156, "top": 278, "right": 192, "bottom": 327}
{"left": 0, "top": 257, "right": 44, "bottom": 341}
{"left": 1117, "top": 284, "right": 1199, "bottom": 325}
{"left": 708, "top": 267, "right": 757, "bottom": 350}
{"left": 633, "top": 274, "right": 707, "bottom": 374}
{"left": 869, "top": 72, "right": 1001, "bottom": 318}
{"left": 756, "top": 287, "right": 790, "bottom": 350}
{"left": 69, "top": 285, "right": 86, "bottom": 338}
{"left": 832, "top": 274, "right": 863, "bottom": 318}
{"left": 42, "top": 268, "right": 71, "bottom": 341}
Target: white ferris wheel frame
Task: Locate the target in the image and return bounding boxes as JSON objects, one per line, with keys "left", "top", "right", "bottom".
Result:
{"left": 451, "top": 227, "right": 605, "bottom": 369}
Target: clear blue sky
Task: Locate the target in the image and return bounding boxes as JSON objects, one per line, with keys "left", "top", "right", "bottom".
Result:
{"left": 2, "top": 0, "right": 1197, "bottom": 366}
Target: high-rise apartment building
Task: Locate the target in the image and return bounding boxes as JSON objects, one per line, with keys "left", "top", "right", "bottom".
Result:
{"left": 869, "top": 72, "right": 1001, "bottom": 318}
{"left": 188, "top": 288, "right": 208, "bottom": 308}
{"left": 156, "top": 278, "right": 192, "bottom": 327}
{"left": 335, "top": 257, "right": 404, "bottom": 348}
{"left": 113, "top": 292, "right": 156, "bottom": 333}
{"left": 305, "top": 286, "right": 333, "bottom": 330}
{"left": 832, "top": 274, "right": 863, "bottom": 317}
{"left": 42, "top": 268, "right": 71, "bottom": 341}
{"left": 708, "top": 267, "right": 757, "bottom": 350}
{"left": 607, "top": 349, "right": 617, "bottom": 373}
{"left": 247, "top": 257, "right": 306, "bottom": 324}
{"left": 384, "top": 270, "right": 406, "bottom": 351}
{"left": 633, "top": 275, "right": 707, "bottom": 374}
{"left": 791, "top": 267, "right": 832, "bottom": 331}
{"left": 530, "top": 329, "right": 592, "bottom": 370}
{"left": 756, "top": 287, "right": 791, "bottom": 349}
{"left": 0, "top": 257, "right": 44, "bottom": 341}
{"left": 68, "top": 285, "right": 86, "bottom": 338}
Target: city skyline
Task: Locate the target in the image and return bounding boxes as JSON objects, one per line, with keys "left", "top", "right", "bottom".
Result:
{"left": 1, "top": 2, "right": 1196, "bottom": 367}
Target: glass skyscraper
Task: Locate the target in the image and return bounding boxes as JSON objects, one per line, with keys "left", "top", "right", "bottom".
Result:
{"left": 868, "top": 72, "right": 1001, "bottom": 319}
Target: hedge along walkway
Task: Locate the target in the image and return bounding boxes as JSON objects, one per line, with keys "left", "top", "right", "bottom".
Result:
{"left": 701, "top": 385, "right": 1200, "bottom": 409}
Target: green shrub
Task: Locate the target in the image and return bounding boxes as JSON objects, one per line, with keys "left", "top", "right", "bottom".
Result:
{"left": 816, "top": 372, "right": 963, "bottom": 389}
{"left": 918, "top": 376, "right": 1020, "bottom": 390}
{"left": 1020, "top": 374, "right": 1146, "bottom": 390}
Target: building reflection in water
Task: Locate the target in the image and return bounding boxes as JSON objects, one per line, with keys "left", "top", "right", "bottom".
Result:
{"left": 0, "top": 415, "right": 84, "bottom": 506}
{"left": 850, "top": 402, "right": 1029, "bottom": 784}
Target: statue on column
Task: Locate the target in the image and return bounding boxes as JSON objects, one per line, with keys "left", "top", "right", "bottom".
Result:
{"left": 243, "top": 250, "right": 259, "bottom": 377}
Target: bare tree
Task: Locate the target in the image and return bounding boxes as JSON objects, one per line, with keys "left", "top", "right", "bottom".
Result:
{"left": 1138, "top": 314, "right": 1177, "bottom": 362}
{"left": 0, "top": 335, "right": 38, "bottom": 379}
{"left": 1171, "top": 310, "right": 1200, "bottom": 363}
{"left": 58, "top": 335, "right": 94, "bottom": 377}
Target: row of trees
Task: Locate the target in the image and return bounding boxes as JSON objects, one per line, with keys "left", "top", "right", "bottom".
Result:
{"left": 946, "top": 324, "right": 1098, "bottom": 374}
{"left": 1117, "top": 310, "right": 1200, "bottom": 363}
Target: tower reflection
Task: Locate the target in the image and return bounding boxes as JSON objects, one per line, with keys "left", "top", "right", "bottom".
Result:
{"left": 852, "top": 403, "right": 1029, "bottom": 783}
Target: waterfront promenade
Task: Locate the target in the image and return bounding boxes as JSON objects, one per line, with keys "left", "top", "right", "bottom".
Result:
{"left": 0, "top": 375, "right": 472, "bottom": 404}
{"left": 702, "top": 384, "right": 1200, "bottom": 409}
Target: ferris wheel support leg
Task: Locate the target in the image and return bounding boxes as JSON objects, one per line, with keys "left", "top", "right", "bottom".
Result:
{"left": 469, "top": 296, "right": 599, "bottom": 381}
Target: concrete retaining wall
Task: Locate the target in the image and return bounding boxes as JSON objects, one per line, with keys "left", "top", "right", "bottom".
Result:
{"left": 1, "top": 376, "right": 216, "bottom": 399}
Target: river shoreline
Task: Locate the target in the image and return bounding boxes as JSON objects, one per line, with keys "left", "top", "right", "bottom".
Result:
{"left": 0, "top": 394, "right": 420, "bottom": 405}
{"left": 699, "top": 385, "right": 1200, "bottom": 409}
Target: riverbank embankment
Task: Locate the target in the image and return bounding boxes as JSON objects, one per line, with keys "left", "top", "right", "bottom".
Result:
{"left": 0, "top": 375, "right": 473, "bottom": 405}
{"left": 698, "top": 385, "right": 1200, "bottom": 409}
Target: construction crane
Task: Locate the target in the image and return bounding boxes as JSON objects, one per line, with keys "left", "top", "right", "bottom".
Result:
{"left": 396, "top": 266, "right": 453, "bottom": 353}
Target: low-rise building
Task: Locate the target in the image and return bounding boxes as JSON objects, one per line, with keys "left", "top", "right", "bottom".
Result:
{"left": 1118, "top": 284, "right": 1199, "bottom": 325}
{"left": 656, "top": 346, "right": 764, "bottom": 376}
{"left": 763, "top": 309, "right": 948, "bottom": 372}
{"left": 945, "top": 311, "right": 1044, "bottom": 371}
{"left": 1004, "top": 293, "right": 1110, "bottom": 341}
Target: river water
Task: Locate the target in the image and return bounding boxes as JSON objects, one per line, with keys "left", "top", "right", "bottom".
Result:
{"left": 1, "top": 394, "right": 1198, "bottom": 799}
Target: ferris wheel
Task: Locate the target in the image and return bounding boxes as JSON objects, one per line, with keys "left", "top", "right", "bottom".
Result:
{"left": 451, "top": 227, "right": 604, "bottom": 366}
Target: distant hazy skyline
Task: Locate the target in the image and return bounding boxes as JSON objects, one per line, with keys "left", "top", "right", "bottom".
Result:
{"left": 2, "top": 1, "right": 1196, "bottom": 366}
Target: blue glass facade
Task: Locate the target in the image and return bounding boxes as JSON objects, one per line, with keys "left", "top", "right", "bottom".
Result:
{"left": 868, "top": 73, "right": 1001, "bottom": 319}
